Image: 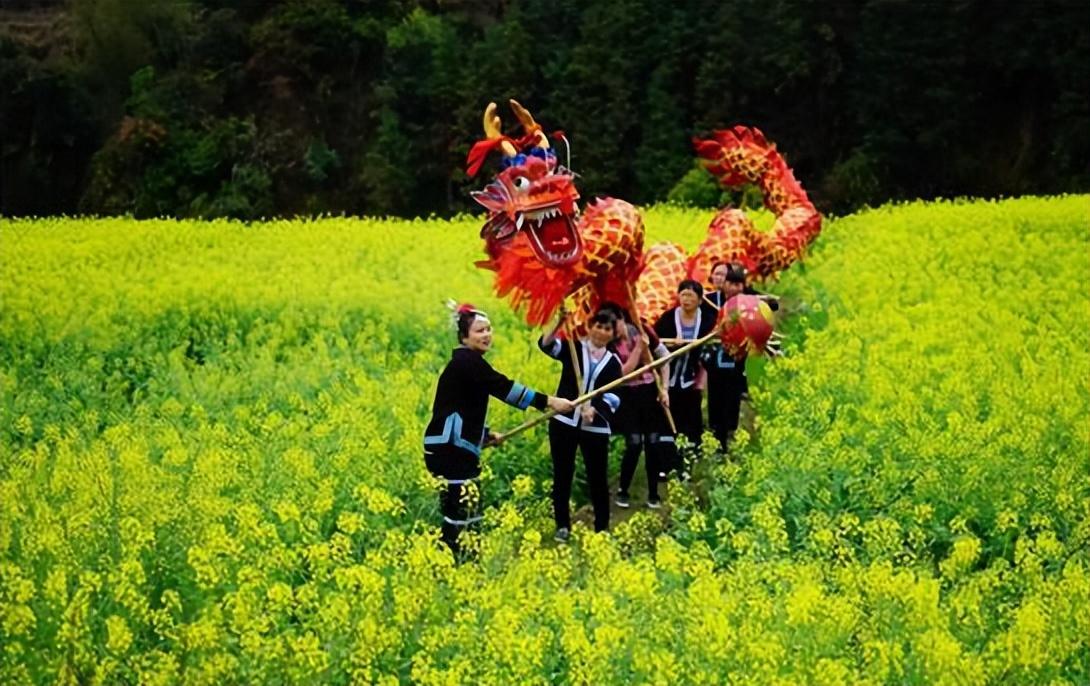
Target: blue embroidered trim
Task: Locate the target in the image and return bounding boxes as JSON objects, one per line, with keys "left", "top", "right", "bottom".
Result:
{"left": 504, "top": 382, "right": 535, "bottom": 410}
{"left": 423, "top": 412, "right": 481, "bottom": 455}
{"left": 602, "top": 392, "right": 620, "bottom": 412}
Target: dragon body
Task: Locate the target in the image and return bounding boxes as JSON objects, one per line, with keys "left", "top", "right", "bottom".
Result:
{"left": 468, "top": 101, "right": 821, "bottom": 357}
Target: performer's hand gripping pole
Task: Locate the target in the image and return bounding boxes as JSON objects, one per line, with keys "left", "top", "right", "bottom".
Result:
{"left": 489, "top": 326, "right": 723, "bottom": 446}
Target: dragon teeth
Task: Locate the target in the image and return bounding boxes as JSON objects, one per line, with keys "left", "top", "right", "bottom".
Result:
{"left": 526, "top": 206, "right": 563, "bottom": 221}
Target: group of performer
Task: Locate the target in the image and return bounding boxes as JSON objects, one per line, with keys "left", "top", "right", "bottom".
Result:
{"left": 423, "top": 262, "right": 778, "bottom": 553}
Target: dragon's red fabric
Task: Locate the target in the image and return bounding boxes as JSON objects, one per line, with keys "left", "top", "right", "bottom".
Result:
{"left": 469, "top": 114, "right": 821, "bottom": 355}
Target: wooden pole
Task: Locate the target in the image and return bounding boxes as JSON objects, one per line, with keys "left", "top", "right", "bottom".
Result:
{"left": 660, "top": 337, "right": 721, "bottom": 348}
{"left": 704, "top": 292, "right": 780, "bottom": 312}
{"left": 561, "top": 306, "right": 585, "bottom": 394}
{"left": 489, "top": 327, "right": 722, "bottom": 446}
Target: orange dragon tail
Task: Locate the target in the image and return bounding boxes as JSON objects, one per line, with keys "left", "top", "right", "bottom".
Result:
{"left": 691, "top": 126, "right": 822, "bottom": 283}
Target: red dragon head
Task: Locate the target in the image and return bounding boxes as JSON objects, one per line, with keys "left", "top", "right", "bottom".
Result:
{"left": 472, "top": 152, "right": 582, "bottom": 267}
{"left": 467, "top": 100, "right": 588, "bottom": 325}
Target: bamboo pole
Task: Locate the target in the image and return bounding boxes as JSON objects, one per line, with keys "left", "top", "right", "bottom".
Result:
{"left": 660, "top": 337, "right": 721, "bottom": 347}
{"left": 560, "top": 305, "right": 585, "bottom": 394}
{"left": 489, "top": 326, "right": 722, "bottom": 446}
{"left": 703, "top": 291, "right": 780, "bottom": 311}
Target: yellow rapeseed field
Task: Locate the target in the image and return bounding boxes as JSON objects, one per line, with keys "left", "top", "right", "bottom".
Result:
{"left": 1, "top": 197, "right": 1087, "bottom": 684}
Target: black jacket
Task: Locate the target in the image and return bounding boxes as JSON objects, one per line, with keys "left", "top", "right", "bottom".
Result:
{"left": 538, "top": 335, "right": 622, "bottom": 434}
{"left": 424, "top": 347, "right": 547, "bottom": 478}
{"left": 654, "top": 306, "right": 716, "bottom": 389}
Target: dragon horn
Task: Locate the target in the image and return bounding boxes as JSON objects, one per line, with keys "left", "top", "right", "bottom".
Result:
{"left": 509, "top": 99, "right": 549, "bottom": 149}
{"left": 483, "top": 102, "right": 517, "bottom": 157}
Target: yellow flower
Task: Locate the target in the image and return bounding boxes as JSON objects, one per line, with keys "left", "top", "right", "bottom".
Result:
{"left": 105, "top": 615, "right": 133, "bottom": 655}
{"left": 511, "top": 474, "right": 535, "bottom": 499}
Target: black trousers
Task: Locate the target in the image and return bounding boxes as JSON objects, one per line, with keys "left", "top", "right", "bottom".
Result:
{"left": 619, "top": 435, "right": 666, "bottom": 500}
{"left": 437, "top": 480, "right": 480, "bottom": 554}
{"left": 623, "top": 386, "right": 662, "bottom": 497}
{"left": 549, "top": 421, "right": 610, "bottom": 532}
{"left": 669, "top": 387, "right": 704, "bottom": 447}
{"left": 706, "top": 366, "right": 746, "bottom": 448}
{"left": 617, "top": 384, "right": 672, "bottom": 499}
{"left": 425, "top": 448, "right": 481, "bottom": 554}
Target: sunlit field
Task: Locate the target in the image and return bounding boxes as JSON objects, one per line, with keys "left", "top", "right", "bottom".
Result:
{"left": 1, "top": 196, "right": 1087, "bottom": 685}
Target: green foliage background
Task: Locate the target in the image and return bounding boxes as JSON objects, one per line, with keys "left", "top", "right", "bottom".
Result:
{"left": 2, "top": 0, "right": 1089, "bottom": 218}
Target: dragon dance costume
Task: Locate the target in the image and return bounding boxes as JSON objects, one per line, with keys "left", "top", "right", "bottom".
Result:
{"left": 446, "top": 99, "right": 818, "bottom": 535}
{"left": 467, "top": 101, "right": 820, "bottom": 347}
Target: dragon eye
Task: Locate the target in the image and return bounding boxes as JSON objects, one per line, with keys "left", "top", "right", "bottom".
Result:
{"left": 512, "top": 176, "right": 530, "bottom": 191}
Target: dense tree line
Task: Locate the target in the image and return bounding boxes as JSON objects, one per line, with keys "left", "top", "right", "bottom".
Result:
{"left": 2, "top": 0, "right": 1087, "bottom": 218}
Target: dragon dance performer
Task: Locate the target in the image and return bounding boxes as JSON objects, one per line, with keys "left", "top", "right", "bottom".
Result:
{"left": 539, "top": 308, "right": 623, "bottom": 542}
{"left": 654, "top": 280, "right": 716, "bottom": 448}
{"left": 707, "top": 262, "right": 731, "bottom": 310}
{"left": 610, "top": 311, "right": 673, "bottom": 509}
{"left": 704, "top": 263, "right": 780, "bottom": 448}
{"left": 424, "top": 303, "right": 575, "bottom": 554}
